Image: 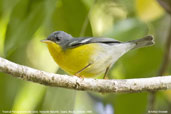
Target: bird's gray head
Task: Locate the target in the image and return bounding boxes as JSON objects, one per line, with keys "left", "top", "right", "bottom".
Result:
{"left": 46, "top": 31, "right": 73, "bottom": 44}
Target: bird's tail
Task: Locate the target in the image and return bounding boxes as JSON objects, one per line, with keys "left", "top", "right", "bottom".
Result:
{"left": 129, "top": 35, "right": 154, "bottom": 49}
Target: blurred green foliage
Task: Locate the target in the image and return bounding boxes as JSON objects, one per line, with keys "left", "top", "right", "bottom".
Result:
{"left": 0, "top": 0, "right": 171, "bottom": 114}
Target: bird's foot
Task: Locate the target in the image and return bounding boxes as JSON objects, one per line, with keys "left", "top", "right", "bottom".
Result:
{"left": 75, "top": 73, "right": 85, "bottom": 79}
{"left": 103, "top": 76, "right": 109, "bottom": 80}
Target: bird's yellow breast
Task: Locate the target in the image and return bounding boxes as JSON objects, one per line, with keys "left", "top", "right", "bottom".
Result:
{"left": 47, "top": 42, "right": 100, "bottom": 77}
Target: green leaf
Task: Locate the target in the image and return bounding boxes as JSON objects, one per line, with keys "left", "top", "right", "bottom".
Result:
{"left": 155, "top": 91, "right": 171, "bottom": 111}
{"left": 0, "top": 0, "right": 2, "bottom": 18}
{"left": 114, "top": 93, "right": 148, "bottom": 114}
{"left": 74, "top": 92, "right": 97, "bottom": 114}
{"left": 51, "top": 0, "right": 92, "bottom": 37}
{"left": 0, "top": 0, "right": 20, "bottom": 18}
{"left": 12, "top": 83, "right": 46, "bottom": 111}
{"left": 41, "top": 88, "right": 76, "bottom": 113}
{"left": 105, "top": 18, "right": 148, "bottom": 41}
{"left": 4, "top": 0, "right": 46, "bottom": 56}
{"left": 0, "top": 73, "right": 21, "bottom": 111}
{"left": 89, "top": 0, "right": 127, "bottom": 36}
{"left": 0, "top": 16, "right": 8, "bottom": 56}
{"left": 115, "top": 46, "right": 163, "bottom": 78}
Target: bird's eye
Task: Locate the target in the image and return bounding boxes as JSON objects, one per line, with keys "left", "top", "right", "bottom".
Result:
{"left": 56, "top": 37, "right": 60, "bottom": 41}
{"left": 54, "top": 35, "right": 61, "bottom": 42}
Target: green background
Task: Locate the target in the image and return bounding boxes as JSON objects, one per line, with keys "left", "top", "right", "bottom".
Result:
{"left": 0, "top": 0, "right": 171, "bottom": 114}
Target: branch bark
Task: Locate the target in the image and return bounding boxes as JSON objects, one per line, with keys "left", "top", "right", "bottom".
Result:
{"left": 0, "top": 57, "right": 171, "bottom": 93}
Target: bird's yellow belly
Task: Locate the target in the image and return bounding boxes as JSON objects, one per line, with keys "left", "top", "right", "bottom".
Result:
{"left": 47, "top": 42, "right": 101, "bottom": 77}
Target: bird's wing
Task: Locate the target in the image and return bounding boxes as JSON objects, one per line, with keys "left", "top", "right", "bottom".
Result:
{"left": 67, "top": 37, "right": 121, "bottom": 47}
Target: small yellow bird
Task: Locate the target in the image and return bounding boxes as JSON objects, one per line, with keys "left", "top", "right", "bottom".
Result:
{"left": 41, "top": 31, "right": 154, "bottom": 78}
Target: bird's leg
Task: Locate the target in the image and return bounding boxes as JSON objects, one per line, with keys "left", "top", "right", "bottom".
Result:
{"left": 103, "top": 65, "right": 111, "bottom": 79}
{"left": 74, "top": 63, "right": 92, "bottom": 78}
{"left": 75, "top": 73, "right": 84, "bottom": 79}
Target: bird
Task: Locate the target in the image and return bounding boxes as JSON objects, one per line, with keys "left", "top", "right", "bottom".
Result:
{"left": 41, "top": 31, "right": 154, "bottom": 79}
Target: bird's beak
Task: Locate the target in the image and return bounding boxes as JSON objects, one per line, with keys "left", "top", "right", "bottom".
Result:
{"left": 40, "top": 40, "right": 53, "bottom": 43}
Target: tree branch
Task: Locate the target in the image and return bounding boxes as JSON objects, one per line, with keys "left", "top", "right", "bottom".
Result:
{"left": 0, "top": 57, "right": 171, "bottom": 93}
